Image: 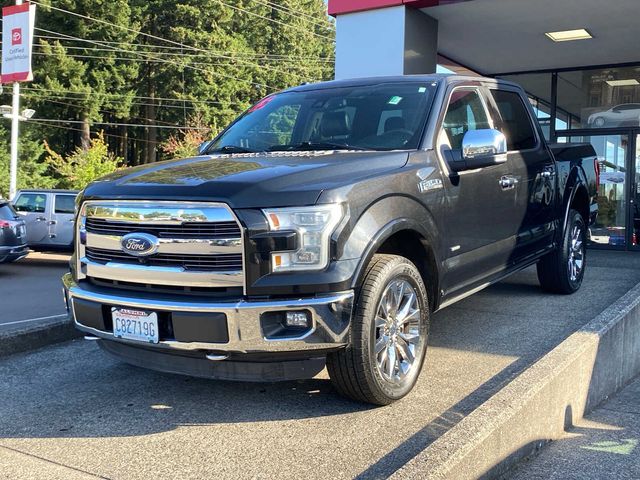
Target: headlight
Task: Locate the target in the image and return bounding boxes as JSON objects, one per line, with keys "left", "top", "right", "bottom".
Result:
{"left": 262, "top": 204, "right": 344, "bottom": 272}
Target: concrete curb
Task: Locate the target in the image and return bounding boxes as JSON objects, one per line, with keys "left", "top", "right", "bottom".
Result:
{"left": 392, "top": 281, "right": 640, "bottom": 480}
{"left": 0, "top": 315, "right": 81, "bottom": 358}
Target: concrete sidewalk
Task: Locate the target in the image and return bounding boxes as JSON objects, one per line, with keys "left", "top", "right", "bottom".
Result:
{"left": 510, "top": 376, "right": 640, "bottom": 480}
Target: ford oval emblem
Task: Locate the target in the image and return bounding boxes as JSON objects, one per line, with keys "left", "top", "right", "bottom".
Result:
{"left": 120, "top": 233, "right": 159, "bottom": 257}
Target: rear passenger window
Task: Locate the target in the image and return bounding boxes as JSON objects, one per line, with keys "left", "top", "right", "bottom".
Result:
{"left": 442, "top": 89, "right": 491, "bottom": 150}
{"left": 14, "top": 193, "right": 47, "bottom": 213}
{"left": 490, "top": 90, "right": 537, "bottom": 150}
{"left": 55, "top": 195, "right": 76, "bottom": 214}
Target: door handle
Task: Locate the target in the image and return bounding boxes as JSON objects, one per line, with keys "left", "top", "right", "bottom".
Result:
{"left": 35, "top": 216, "right": 47, "bottom": 222}
{"left": 541, "top": 165, "right": 556, "bottom": 178}
{"left": 48, "top": 220, "right": 57, "bottom": 226}
{"left": 499, "top": 175, "right": 518, "bottom": 190}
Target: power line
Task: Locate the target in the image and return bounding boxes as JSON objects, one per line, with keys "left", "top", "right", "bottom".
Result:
{"left": 32, "top": 118, "right": 209, "bottom": 130}
{"left": 34, "top": 35, "right": 334, "bottom": 62}
{"left": 28, "top": 119, "right": 163, "bottom": 146}
{"left": 35, "top": 96, "right": 184, "bottom": 127}
{"left": 34, "top": 27, "right": 278, "bottom": 90}
{"left": 249, "top": 0, "right": 333, "bottom": 31}
{"left": 20, "top": 87, "right": 249, "bottom": 107}
{"left": 214, "top": 0, "right": 334, "bottom": 41}
{"left": 31, "top": 50, "right": 254, "bottom": 70}
{"left": 30, "top": 2, "right": 314, "bottom": 83}
{"left": 23, "top": 92, "right": 225, "bottom": 112}
{"left": 34, "top": 28, "right": 307, "bottom": 83}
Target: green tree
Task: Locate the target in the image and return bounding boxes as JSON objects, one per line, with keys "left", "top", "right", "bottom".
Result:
{"left": 44, "top": 132, "right": 122, "bottom": 189}
{"left": 29, "top": 0, "right": 140, "bottom": 151}
{"left": 8, "top": 0, "right": 335, "bottom": 175}
{"left": 0, "top": 126, "right": 54, "bottom": 198}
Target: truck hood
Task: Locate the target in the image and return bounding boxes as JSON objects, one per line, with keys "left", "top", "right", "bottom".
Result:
{"left": 82, "top": 150, "right": 410, "bottom": 208}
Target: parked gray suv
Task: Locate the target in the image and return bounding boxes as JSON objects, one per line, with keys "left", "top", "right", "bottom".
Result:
{"left": 13, "top": 190, "right": 78, "bottom": 251}
{"left": 0, "top": 199, "right": 28, "bottom": 264}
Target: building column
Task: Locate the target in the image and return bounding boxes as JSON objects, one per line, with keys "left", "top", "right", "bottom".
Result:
{"left": 334, "top": 5, "right": 438, "bottom": 80}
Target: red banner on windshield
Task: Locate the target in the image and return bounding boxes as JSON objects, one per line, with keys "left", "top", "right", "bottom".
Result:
{"left": 248, "top": 95, "right": 276, "bottom": 113}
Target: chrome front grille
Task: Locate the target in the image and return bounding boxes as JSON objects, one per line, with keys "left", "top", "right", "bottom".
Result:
{"left": 85, "top": 247, "right": 243, "bottom": 272}
{"left": 85, "top": 218, "right": 241, "bottom": 239}
{"left": 76, "top": 201, "right": 245, "bottom": 291}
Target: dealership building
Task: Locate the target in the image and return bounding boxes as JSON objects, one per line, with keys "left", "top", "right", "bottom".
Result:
{"left": 328, "top": 0, "right": 640, "bottom": 250}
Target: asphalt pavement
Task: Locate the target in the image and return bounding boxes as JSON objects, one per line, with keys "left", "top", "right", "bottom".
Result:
{"left": 1, "top": 251, "right": 639, "bottom": 479}
{"left": 0, "top": 252, "right": 70, "bottom": 333}
{"left": 509, "top": 376, "right": 640, "bottom": 480}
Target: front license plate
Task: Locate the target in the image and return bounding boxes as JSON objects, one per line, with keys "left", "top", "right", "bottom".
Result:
{"left": 111, "top": 308, "right": 159, "bottom": 344}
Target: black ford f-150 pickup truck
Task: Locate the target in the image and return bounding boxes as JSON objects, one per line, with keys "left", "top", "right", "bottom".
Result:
{"left": 63, "top": 74, "right": 598, "bottom": 405}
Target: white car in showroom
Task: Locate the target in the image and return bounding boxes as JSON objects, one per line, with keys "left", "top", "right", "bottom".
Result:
{"left": 588, "top": 103, "right": 640, "bottom": 127}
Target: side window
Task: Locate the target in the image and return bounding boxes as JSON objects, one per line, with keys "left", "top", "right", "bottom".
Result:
{"left": 489, "top": 89, "right": 537, "bottom": 151}
{"left": 13, "top": 193, "right": 47, "bottom": 213}
{"left": 55, "top": 195, "right": 76, "bottom": 214}
{"left": 442, "top": 89, "right": 491, "bottom": 150}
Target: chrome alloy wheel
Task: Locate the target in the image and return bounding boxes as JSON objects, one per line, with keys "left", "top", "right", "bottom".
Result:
{"left": 568, "top": 224, "right": 584, "bottom": 282}
{"left": 374, "top": 279, "right": 422, "bottom": 383}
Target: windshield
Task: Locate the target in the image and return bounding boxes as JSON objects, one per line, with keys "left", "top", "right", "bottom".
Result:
{"left": 206, "top": 82, "right": 438, "bottom": 153}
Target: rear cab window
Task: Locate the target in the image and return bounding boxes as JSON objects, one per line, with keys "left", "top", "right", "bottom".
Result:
{"left": 14, "top": 193, "right": 48, "bottom": 213}
{"left": 54, "top": 195, "right": 76, "bottom": 214}
{"left": 489, "top": 89, "right": 538, "bottom": 151}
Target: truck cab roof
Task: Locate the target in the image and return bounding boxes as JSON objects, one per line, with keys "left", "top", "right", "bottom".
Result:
{"left": 285, "top": 74, "right": 522, "bottom": 93}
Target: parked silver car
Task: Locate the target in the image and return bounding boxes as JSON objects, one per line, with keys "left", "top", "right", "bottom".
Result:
{"left": 0, "top": 198, "right": 28, "bottom": 263}
{"left": 588, "top": 103, "right": 640, "bottom": 127}
{"left": 12, "top": 189, "right": 78, "bottom": 250}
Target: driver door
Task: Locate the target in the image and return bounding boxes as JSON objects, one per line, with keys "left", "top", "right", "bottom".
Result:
{"left": 13, "top": 192, "right": 50, "bottom": 245}
{"left": 438, "top": 87, "right": 518, "bottom": 295}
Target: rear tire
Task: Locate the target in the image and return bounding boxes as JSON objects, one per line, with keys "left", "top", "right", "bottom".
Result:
{"left": 327, "top": 254, "right": 430, "bottom": 405}
{"left": 537, "top": 209, "right": 586, "bottom": 294}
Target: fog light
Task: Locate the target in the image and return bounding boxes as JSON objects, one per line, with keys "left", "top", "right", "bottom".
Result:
{"left": 285, "top": 311, "right": 310, "bottom": 328}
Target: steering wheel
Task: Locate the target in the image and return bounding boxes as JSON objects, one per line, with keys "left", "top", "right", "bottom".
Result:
{"left": 359, "top": 129, "right": 415, "bottom": 148}
{"left": 385, "top": 129, "right": 415, "bottom": 143}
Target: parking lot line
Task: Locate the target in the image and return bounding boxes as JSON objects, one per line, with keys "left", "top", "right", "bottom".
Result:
{"left": 2, "top": 314, "right": 68, "bottom": 328}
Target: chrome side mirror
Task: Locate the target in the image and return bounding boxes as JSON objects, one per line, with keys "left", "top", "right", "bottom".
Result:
{"left": 462, "top": 129, "right": 507, "bottom": 160}
{"left": 447, "top": 129, "right": 508, "bottom": 173}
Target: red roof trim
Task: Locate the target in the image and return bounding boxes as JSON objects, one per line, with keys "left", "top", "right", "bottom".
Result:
{"left": 328, "top": 0, "right": 463, "bottom": 16}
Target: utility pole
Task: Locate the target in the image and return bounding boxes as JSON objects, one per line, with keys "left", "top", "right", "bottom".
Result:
{"left": 2, "top": 0, "right": 34, "bottom": 200}
{"left": 8, "top": 0, "right": 22, "bottom": 201}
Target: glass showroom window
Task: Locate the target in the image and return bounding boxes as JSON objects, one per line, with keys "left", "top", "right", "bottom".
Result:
{"left": 558, "top": 66, "right": 640, "bottom": 130}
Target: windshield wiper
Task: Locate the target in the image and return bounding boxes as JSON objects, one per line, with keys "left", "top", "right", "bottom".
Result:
{"left": 208, "top": 145, "right": 260, "bottom": 154}
{"left": 269, "top": 142, "right": 370, "bottom": 152}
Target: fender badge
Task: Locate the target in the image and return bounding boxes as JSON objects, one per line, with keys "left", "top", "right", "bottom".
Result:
{"left": 418, "top": 178, "right": 443, "bottom": 193}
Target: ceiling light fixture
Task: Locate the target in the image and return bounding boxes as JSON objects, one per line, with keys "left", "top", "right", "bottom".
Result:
{"left": 545, "top": 29, "right": 592, "bottom": 42}
{"left": 606, "top": 79, "right": 640, "bottom": 87}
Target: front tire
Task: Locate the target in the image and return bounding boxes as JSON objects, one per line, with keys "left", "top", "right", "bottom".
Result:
{"left": 327, "top": 254, "right": 430, "bottom": 405}
{"left": 537, "top": 209, "right": 586, "bottom": 294}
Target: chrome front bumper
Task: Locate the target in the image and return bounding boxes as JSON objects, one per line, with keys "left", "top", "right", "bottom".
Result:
{"left": 62, "top": 273, "right": 353, "bottom": 356}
